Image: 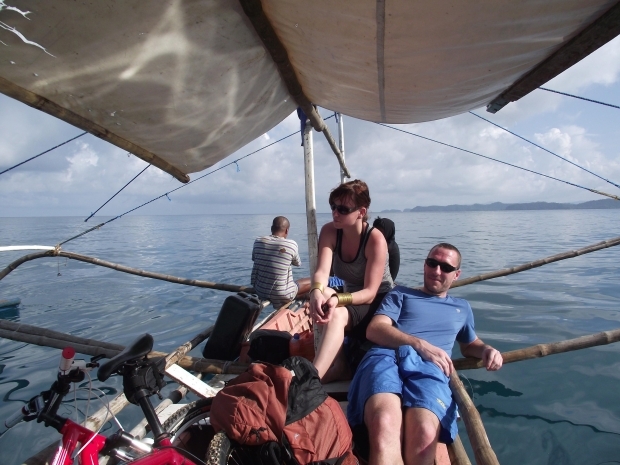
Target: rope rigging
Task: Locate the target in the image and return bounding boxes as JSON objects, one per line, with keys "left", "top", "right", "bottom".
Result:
{"left": 57, "top": 128, "right": 305, "bottom": 247}
{"left": 84, "top": 163, "right": 151, "bottom": 222}
{"left": 539, "top": 87, "right": 620, "bottom": 110}
{"left": 57, "top": 113, "right": 337, "bottom": 247}
{"left": 376, "top": 123, "right": 620, "bottom": 202}
{"left": 0, "top": 131, "right": 88, "bottom": 177}
{"left": 469, "top": 111, "right": 620, "bottom": 189}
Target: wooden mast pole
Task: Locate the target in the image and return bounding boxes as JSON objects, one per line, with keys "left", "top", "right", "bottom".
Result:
{"left": 303, "top": 118, "right": 323, "bottom": 351}
{"left": 303, "top": 120, "right": 319, "bottom": 274}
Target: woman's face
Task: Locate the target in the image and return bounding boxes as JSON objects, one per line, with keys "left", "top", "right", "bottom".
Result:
{"left": 331, "top": 195, "right": 363, "bottom": 228}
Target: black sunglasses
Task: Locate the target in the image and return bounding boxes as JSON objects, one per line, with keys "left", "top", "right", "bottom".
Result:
{"left": 330, "top": 203, "right": 359, "bottom": 215}
{"left": 425, "top": 257, "right": 459, "bottom": 273}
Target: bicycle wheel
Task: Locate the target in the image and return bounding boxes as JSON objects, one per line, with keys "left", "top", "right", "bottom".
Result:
{"left": 162, "top": 398, "right": 215, "bottom": 458}
{"left": 205, "top": 432, "right": 231, "bottom": 465}
{"left": 206, "top": 432, "right": 265, "bottom": 465}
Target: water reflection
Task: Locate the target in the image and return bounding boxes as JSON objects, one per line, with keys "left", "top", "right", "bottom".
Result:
{"left": 478, "top": 404, "right": 620, "bottom": 436}
{"left": 0, "top": 306, "right": 20, "bottom": 321}
{"left": 0, "top": 379, "right": 30, "bottom": 403}
{"left": 541, "top": 431, "right": 573, "bottom": 465}
{"left": 467, "top": 378, "right": 523, "bottom": 398}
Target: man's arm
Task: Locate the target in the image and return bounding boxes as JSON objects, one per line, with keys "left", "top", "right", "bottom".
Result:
{"left": 459, "top": 338, "right": 503, "bottom": 371}
{"left": 367, "top": 314, "right": 456, "bottom": 376}
{"left": 251, "top": 263, "right": 257, "bottom": 286}
{"left": 291, "top": 242, "right": 301, "bottom": 267}
{"left": 250, "top": 241, "right": 258, "bottom": 286}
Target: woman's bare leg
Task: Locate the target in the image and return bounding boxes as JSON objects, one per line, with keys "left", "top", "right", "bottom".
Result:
{"left": 313, "top": 305, "right": 350, "bottom": 379}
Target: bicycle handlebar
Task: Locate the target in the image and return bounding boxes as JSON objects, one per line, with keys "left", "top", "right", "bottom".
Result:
{"left": 59, "top": 346, "right": 76, "bottom": 373}
{"left": 4, "top": 407, "right": 27, "bottom": 429}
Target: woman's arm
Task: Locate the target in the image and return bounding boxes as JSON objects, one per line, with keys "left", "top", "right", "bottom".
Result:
{"left": 309, "top": 223, "right": 337, "bottom": 323}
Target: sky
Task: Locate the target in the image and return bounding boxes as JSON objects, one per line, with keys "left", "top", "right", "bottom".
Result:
{"left": 1, "top": 35, "right": 620, "bottom": 218}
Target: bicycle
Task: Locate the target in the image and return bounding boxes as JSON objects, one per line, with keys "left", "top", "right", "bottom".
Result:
{"left": 3, "top": 333, "right": 220, "bottom": 465}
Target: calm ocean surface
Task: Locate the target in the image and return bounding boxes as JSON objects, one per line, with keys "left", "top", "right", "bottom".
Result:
{"left": 0, "top": 211, "right": 619, "bottom": 464}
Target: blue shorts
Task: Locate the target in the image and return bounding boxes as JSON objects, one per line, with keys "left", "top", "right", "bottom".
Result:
{"left": 347, "top": 345, "right": 458, "bottom": 444}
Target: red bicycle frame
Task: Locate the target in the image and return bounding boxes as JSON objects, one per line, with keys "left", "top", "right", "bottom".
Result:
{"left": 51, "top": 419, "right": 198, "bottom": 465}
{"left": 8, "top": 338, "right": 201, "bottom": 465}
{"left": 51, "top": 419, "right": 106, "bottom": 465}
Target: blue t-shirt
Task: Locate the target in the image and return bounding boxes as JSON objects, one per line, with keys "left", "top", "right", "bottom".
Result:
{"left": 375, "top": 286, "right": 477, "bottom": 356}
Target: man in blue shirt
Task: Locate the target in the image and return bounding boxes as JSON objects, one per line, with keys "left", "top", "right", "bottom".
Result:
{"left": 347, "top": 243, "right": 503, "bottom": 465}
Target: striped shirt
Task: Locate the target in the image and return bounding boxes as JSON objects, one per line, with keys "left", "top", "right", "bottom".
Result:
{"left": 251, "top": 235, "right": 301, "bottom": 307}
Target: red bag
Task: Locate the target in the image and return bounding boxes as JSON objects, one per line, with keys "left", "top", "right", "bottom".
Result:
{"left": 210, "top": 356, "right": 356, "bottom": 464}
{"left": 210, "top": 362, "right": 291, "bottom": 445}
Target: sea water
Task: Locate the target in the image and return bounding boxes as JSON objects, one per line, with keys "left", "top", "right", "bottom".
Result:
{"left": 0, "top": 211, "right": 619, "bottom": 465}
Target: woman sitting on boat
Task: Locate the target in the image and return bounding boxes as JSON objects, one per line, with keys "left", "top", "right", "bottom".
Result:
{"left": 310, "top": 179, "right": 394, "bottom": 382}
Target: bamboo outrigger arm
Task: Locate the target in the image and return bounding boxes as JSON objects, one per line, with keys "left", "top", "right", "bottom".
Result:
{"left": 451, "top": 235, "right": 620, "bottom": 289}
{"left": 0, "top": 76, "right": 190, "bottom": 183}
{"left": 2, "top": 234, "right": 619, "bottom": 295}
{"left": 453, "top": 327, "right": 620, "bottom": 370}
{"left": 0, "top": 319, "right": 249, "bottom": 375}
{"left": 448, "top": 436, "right": 473, "bottom": 465}
{"left": 238, "top": 0, "right": 351, "bottom": 178}
{"left": 450, "top": 372, "right": 500, "bottom": 465}
{"left": 0, "top": 249, "right": 254, "bottom": 293}
{"left": 4, "top": 319, "right": 620, "bottom": 376}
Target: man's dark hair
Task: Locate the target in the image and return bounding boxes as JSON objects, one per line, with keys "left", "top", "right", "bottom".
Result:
{"left": 271, "top": 216, "right": 290, "bottom": 234}
{"left": 429, "top": 243, "right": 461, "bottom": 268}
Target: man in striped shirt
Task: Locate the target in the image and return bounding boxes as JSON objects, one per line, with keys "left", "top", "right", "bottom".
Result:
{"left": 251, "top": 216, "right": 310, "bottom": 309}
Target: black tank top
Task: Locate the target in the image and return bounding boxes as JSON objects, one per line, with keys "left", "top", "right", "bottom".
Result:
{"left": 333, "top": 224, "right": 394, "bottom": 293}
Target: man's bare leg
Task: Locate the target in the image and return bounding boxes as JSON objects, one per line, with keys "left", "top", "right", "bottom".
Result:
{"left": 364, "top": 393, "right": 404, "bottom": 465}
{"left": 312, "top": 305, "right": 350, "bottom": 379}
{"left": 402, "top": 407, "right": 441, "bottom": 465}
{"left": 296, "top": 277, "right": 311, "bottom": 297}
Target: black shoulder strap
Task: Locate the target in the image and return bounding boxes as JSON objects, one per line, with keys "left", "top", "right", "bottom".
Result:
{"left": 361, "top": 225, "right": 374, "bottom": 255}
{"left": 335, "top": 229, "right": 343, "bottom": 258}
{"left": 282, "top": 357, "right": 327, "bottom": 424}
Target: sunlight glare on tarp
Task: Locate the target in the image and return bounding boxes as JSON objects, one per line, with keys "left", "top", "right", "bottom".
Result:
{"left": 0, "top": 0, "right": 295, "bottom": 176}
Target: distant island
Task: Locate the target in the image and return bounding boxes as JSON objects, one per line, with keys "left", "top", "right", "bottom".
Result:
{"left": 380, "top": 199, "right": 620, "bottom": 213}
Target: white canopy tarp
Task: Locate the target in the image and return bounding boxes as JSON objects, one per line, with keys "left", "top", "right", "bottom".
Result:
{"left": 0, "top": 0, "right": 616, "bottom": 178}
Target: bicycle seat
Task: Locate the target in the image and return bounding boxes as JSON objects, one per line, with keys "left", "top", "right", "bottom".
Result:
{"left": 98, "top": 333, "right": 154, "bottom": 382}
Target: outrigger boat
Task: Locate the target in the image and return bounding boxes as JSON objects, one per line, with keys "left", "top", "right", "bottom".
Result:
{"left": 1, "top": 1, "right": 620, "bottom": 464}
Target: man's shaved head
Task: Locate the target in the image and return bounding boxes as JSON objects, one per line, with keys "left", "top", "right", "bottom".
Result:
{"left": 271, "top": 216, "right": 290, "bottom": 234}
{"left": 428, "top": 243, "right": 461, "bottom": 268}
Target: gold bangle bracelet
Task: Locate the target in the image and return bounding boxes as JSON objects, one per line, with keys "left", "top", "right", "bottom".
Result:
{"left": 310, "top": 282, "right": 324, "bottom": 294}
{"left": 336, "top": 293, "right": 353, "bottom": 306}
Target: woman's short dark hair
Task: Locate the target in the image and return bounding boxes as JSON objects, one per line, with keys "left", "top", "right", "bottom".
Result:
{"left": 329, "top": 179, "right": 371, "bottom": 222}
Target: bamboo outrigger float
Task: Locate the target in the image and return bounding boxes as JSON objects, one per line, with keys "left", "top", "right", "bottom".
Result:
{"left": 2, "top": 0, "right": 620, "bottom": 464}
